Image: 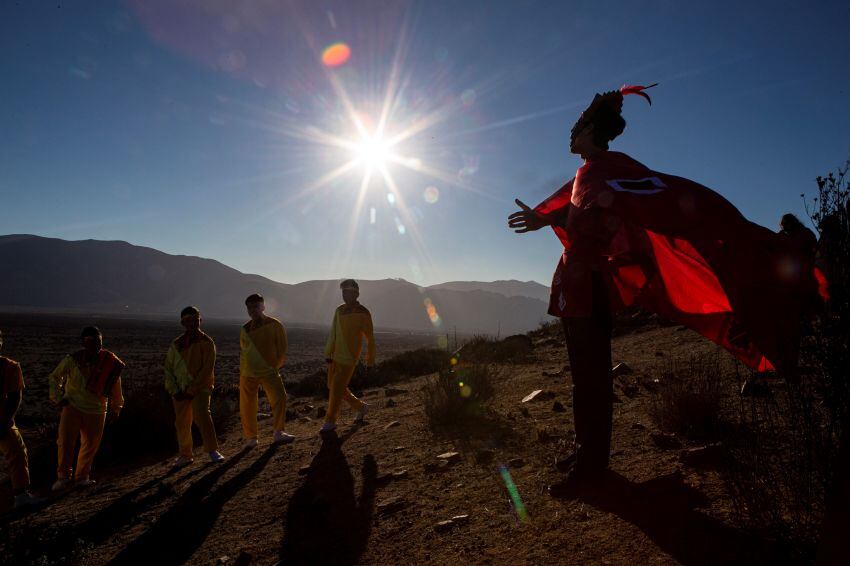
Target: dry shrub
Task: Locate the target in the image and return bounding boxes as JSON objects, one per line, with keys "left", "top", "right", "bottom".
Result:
{"left": 287, "top": 347, "right": 451, "bottom": 398}
{"left": 649, "top": 353, "right": 724, "bottom": 440}
{"left": 722, "top": 160, "right": 850, "bottom": 558}
{"left": 421, "top": 364, "right": 496, "bottom": 428}
{"left": 458, "top": 334, "right": 533, "bottom": 364}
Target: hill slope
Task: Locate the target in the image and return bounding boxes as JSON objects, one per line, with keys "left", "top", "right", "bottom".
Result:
{"left": 0, "top": 324, "right": 781, "bottom": 565}
{"left": 0, "top": 234, "right": 549, "bottom": 334}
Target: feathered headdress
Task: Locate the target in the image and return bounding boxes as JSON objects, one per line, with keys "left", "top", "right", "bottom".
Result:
{"left": 570, "top": 83, "right": 658, "bottom": 145}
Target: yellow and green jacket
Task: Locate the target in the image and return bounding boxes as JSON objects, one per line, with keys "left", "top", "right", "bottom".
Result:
{"left": 164, "top": 331, "right": 216, "bottom": 395}
{"left": 48, "top": 350, "right": 125, "bottom": 415}
{"left": 324, "top": 302, "right": 376, "bottom": 366}
{"left": 240, "top": 316, "right": 287, "bottom": 379}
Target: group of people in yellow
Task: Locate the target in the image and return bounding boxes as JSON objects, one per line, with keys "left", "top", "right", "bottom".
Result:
{"left": 0, "top": 279, "right": 376, "bottom": 509}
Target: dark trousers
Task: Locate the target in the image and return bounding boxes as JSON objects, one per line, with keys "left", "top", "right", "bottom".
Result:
{"left": 561, "top": 273, "right": 613, "bottom": 473}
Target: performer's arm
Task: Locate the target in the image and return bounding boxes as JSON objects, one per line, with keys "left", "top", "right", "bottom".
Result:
{"left": 508, "top": 199, "right": 553, "bottom": 233}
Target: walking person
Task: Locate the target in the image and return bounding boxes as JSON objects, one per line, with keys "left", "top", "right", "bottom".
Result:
{"left": 321, "top": 279, "right": 376, "bottom": 435}
{"left": 239, "top": 294, "right": 294, "bottom": 447}
{"left": 48, "top": 326, "right": 124, "bottom": 490}
{"left": 164, "top": 306, "right": 225, "bottom": 469}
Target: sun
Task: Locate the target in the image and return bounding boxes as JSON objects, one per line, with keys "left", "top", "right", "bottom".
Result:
{"left": 355, "top": 134, "right": 391, "bottom": 169}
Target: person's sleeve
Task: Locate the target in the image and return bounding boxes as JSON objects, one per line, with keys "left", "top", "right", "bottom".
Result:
{"left": 239, "top": 328, "right": 248, "bottom": 368}
{"left": 48, "top": 356, "right": 70, "bottom": 403}
{"left": 276, "top": 323, "right": 287, "bottom": 369}
{"left": 189, "top": 340, "right": 216, "bottom": 395}
{"left": 9, "top": 362, "right": 24, "bottom": 392}
{"left": 364, "top": 312, "right": 376, "bottom": 367}
{"left": 109, "top": 377, "right": 124, "bottom": 413}
{"left": 164, "top": 344, "right": 178, "bottom": 394}
{"left": 324, "top": 311, "right": 337, "bottom": 360}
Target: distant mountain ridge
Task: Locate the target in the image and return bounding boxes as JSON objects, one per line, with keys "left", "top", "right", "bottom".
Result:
{"left": 0, "top": 235, "right": 551, "bottom": 335}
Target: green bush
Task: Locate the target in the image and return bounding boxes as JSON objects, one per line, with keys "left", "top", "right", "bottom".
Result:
{"left": 422, "top": 364, "right": 496, "bottom": 428}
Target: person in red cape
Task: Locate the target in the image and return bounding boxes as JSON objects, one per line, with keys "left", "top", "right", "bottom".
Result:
{"left": 509, "top": 84, "right": 826, "bottom": 493}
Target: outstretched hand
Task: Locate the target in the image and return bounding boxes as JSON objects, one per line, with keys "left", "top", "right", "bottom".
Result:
{"left": 508, "top": 199, "right": 549, "bottom": 233}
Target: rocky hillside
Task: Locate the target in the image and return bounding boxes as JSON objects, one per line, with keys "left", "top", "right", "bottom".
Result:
{"left": 0, "top": 322, "right": 783, "bottom": 565}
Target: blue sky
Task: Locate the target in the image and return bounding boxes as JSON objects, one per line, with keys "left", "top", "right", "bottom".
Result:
{"left": 2, "top": 1, "right": 848, "bottom": 286}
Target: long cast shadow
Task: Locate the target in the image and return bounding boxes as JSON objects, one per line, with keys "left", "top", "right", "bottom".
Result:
{"left": 280, "top": 433, "right": 377, "bottom": 565}
{"left": 110, "top": 445, "right": 274, "bottom": 565}
{"left": 1, "top": 463, "right": 207, "bottom": 562}
{"left": 576, "top": 471, "right": 782, "bottom": 564}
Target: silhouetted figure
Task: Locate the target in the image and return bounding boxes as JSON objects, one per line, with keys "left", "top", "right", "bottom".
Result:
{"left": 779, "top": 213, "right": 817, "bottom": 259}
{"left": 509, "top": 84, "right": 824, "bottom": 494}
{"left": 48, "top": 326, "right": 124, "bottom": 491}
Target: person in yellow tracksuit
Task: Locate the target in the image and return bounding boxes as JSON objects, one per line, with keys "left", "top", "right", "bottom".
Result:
{"left": 0, "top": 330, "right": 43, "bottom": 508}
{"left": 164, "top": 306, "right": 225, "bottom": 469}
{"left": 240, "top": 293, "right": 294, "bottom": 447}
{"left": 321, "top": 279, "right": 376, "bottom": 434}
{"left": 48, "top": 326, "right": 124, "bottom": 491}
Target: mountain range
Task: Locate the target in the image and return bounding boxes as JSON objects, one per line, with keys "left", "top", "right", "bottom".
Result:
{"left": 0, "top": 234, "right": 551, "bottom": 334}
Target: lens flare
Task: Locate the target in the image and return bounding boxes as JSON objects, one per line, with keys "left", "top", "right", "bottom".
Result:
{"left": 499, "top": 465, "right": 528, "bottom": 523}
{"left": 423, "top": 186, "right": 439, "bottom": 204}
{"left": 423, "top": 297, "right": 442, "bottom": 327}
{"left": 322, "top": 43, "right": 351, "bottom": 68}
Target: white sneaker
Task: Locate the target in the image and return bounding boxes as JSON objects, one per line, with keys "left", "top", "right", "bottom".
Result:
{"left": 76, "top": 478, "right": 97, "bottom": 488}
{"left": 273, "top": 431, "right": 295, "bottom": 445}
{"left": 209, "top": 451, "right": 225, "bottom": 463}
{"left": 51, "top": 478, "right": 72, "bottom": 492}
{"left": 319, "top": 422, "right": 337, "bottom": 433}
{"left": 13, "top": 491, "right": 44, "bottom": 509}
{"left": 244, "top": 438, "right": 259, "bottom": 449}
{"left": 354, "top": 403, "right": 369, "bottom": 423}
{"left": 171, "top": 456, "right": 193, "bottom": 470}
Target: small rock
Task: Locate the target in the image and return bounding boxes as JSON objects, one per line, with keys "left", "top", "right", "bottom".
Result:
{"left": 393, "top": 446, "right": 405, "bottom": 452}
{"left": 377, "top": 497, "right": 407, "bottom": 515}
{"left": 521, "top": 389, "right": 553, "bottom": 403}
{"left": 316, "top": 406, "right": 326, "bottom": 419}
{"left": 552, "top": 401, "right": 566, "bottom": 412}
{"left": 305, "top": 404, "right": 315, "bottom": 411}
{"left": 680, "top": 443, "right": 725, "bottom": 467}
{"left": 451, "top": 514, "right": 470, "bottom": 524}
{"left": 651, "top": 432, "right": 682, "bottom": 449}
{"left": 437, "top": 451, "right": 461, "bottom": 463}
{"left": 385, "top": 387, "right": 406, "bottom": 397}
{"left": 260, "top": 411, "right": 274, "bottom": 421}
{"left": 631, "top": 422, "right": 646, "bottom": 431}
{"left": 385, "top": 398, "right": 397, "bottom": 408}
{"left": 434, "top": 519, "right": 455, "bottom": 532}
{"left": 297, "top": 416, "right": 312, "bottom": 423}
{"left": 298, "top": 465, "right": 311, "bottom": 476}
{"left": 508, "top": 457, "right": 525, "bottom": 468}
{"left": 216, "top": 556, "right": 230, "bottom": 565}
{"left": 384, "top": 420, "right": 401, "bottom": 430}
{"left": 392, "top": 469, "right": 409, "bottom": 480}
{"left": 611, "top": 362, "right": 633, "bottom": 377}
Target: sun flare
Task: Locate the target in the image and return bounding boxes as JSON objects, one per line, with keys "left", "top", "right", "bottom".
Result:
{"left": 355, "top": 134, "right": 392, "bottom": 169}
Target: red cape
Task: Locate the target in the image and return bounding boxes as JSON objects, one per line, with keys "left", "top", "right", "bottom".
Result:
{"left": 536, "top": 151, "right": 825, "bottom": 374}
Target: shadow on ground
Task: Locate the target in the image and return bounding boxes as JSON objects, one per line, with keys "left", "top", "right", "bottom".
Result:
{"left": 110, "top": 444, "right": 277, "bottom": 565}
{"left": 280, "top": 429, "right": 377, "bottom": 565}
{"left": 578, "top": 471, "right": 783, "bottom": 564}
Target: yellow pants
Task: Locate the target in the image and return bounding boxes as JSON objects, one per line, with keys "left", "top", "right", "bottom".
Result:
{"left": 0, "top": 425, "right": 30, "bottom": 490}
{"left": 326, "top": 362, "right": 364, "bottom": 424}
{"left": 57, "top": 404, "right": 106, "bottom": 480}
{"left": 240, "top": 374, "right": 287, "bottom": 439}
{"left": 173, "top": 389, "right": 219, "bottom": 458}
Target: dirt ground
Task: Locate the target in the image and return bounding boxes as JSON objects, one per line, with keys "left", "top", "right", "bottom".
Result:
{"left": 0, "top": 317, "right": 786, "bottom": 565}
